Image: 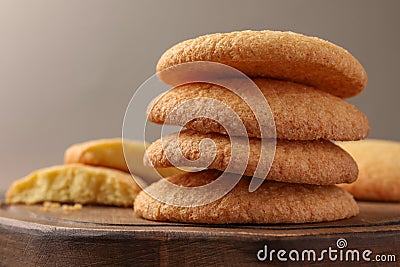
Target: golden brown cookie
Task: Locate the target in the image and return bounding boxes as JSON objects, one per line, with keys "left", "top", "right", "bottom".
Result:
{"left": 65, "top": 138, "right": 184, "bottom": 183}
{"left": 147, "top": 78, "right": 370, "bottom": 141}
{"left": 134, "top": 170, "right": 359, "bottom": 224}
{"left": 6, "top": 164, "right": 141, "bottom": 207}
{"left": 338, "top": 139, "right": 400, "bottom": 201}
{"left": 145, "top": 130, "right": 358, "bottom": 185}
{"left": 157, "top": 30, "right": 367, "bottom": 98}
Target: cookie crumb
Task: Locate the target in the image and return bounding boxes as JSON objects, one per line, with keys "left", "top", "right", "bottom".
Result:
{"left": 40, "top": 201, "right": 83, "bottom": 212}
{"left": 40, "top": 201, "right": 61, "bottom": 211}
{"left": 62, "top": 203, "right": 83, "bottom": 211}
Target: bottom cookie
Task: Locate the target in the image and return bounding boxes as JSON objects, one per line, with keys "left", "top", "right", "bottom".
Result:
{"left": 134, "top": 170, "right": 359, "bottom": 224}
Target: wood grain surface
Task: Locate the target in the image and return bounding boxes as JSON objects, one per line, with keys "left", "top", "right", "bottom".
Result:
{"left": 0, "top": 200, "right": 399, "bottom": 266}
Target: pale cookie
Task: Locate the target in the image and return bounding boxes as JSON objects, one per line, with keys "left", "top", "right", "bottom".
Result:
{"left": 134, "top": 170, "right": 359, "bottom": 224}
{"left": 145, "top": 130, "right": 358, "bottom": 185}
{"left": 147, "top": 78, "right": 370, "bottom": 141}
{"left": 6, "top": 164, "right": 141, "bottom": 207}
{"left": 157, "top": 30, "right": 367, "bottom": 98}
{"left": 338, "top": 139, "right": 400, "bottom": 201}
{"left": 65, "top": 138, "right": 184, "bottom": 183}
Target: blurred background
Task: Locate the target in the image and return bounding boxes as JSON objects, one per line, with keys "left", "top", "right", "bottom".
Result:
{"left": 0, "top": 0, "right": 399, "bottom": 190}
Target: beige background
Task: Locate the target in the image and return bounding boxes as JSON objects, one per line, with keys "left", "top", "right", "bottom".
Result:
{"left": 0, "top": 0, "right": 399, "bottom": 190}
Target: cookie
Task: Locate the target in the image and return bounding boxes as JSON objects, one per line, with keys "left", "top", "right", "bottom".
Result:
{"left": 156, "top": 30, "right": 367, "bottom": 98}
{"left": 134, "top": 170, "right": 359, "bottom": 224}
{"left": 147, "top": 78, "right": 370, "bottom": 141}
{"left": 338, "top": 139, "right": 400, "bottom": 201}
{"left": 6, "top": 164, "right": 141, "bottom": 207}
{"left": 65, "top": 138, "right": 184, "bottom": 183}
{"left": 145, "top": 130, "right": 358, "bottom": 185}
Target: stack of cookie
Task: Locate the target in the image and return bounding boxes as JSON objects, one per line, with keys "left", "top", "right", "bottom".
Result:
{"left": 134, "top": 30, "right": 370, "bottom": 224}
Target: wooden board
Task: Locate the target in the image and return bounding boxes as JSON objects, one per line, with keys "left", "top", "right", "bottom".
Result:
{"left": 0, "top": 200, "right": 399, "bottom": 266}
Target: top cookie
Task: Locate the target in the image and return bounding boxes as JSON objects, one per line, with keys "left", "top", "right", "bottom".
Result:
{"left": 157, "top": 30, "right": 367, "bottom": 98}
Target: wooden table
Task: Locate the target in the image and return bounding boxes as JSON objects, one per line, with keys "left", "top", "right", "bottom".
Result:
{"left": 0, "top": 200, "right": 399, "bottom": 266}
